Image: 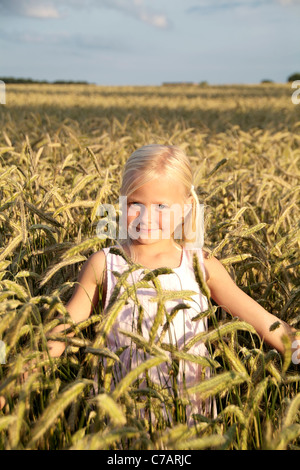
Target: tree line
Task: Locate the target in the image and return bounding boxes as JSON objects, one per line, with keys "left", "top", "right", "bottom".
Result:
{"left": 0, "top": 77, "right": 90, "bottom": 84}
{"left": 1, "top": 73, "right": 299, "bottom": 85}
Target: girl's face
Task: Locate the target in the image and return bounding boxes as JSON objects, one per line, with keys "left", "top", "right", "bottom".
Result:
{"left": 126, "top": 174, "right": 192, "bottom": 244}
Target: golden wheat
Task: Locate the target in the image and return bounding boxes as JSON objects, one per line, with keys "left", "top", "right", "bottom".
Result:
{"left": 0, "top": 82, "right": 299, "bottom": 450}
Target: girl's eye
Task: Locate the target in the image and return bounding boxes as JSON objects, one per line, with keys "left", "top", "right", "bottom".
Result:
{"left": 157, "top": 204, "right": 168, "bottom": 210}
{"left": 128, "top": 202, "right": 169, "bottom": 211}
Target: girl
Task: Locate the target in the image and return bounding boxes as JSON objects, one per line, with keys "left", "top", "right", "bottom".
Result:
{"left": 47, "top": 144, "right": 296, "bottom": 422}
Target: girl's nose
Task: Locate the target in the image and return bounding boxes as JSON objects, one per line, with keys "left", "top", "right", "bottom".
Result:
{"left": 139, "top": 205, "right": 151, "bottom": 227}
{"left": 139, "top": 205, "right": 158, "bottom": 228}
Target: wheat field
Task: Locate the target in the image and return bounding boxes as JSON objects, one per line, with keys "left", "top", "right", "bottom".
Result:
{"left": 0, "top": 83, "right": 299, "bottom": 450}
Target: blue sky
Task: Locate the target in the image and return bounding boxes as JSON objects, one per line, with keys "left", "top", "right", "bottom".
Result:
{"left": 0, "top": 0, "right": 299, "bottom": 85}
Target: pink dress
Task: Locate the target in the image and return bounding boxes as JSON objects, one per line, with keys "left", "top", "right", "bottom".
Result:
{"left": 101, "top": 245, "right": 215, "bottom": 421}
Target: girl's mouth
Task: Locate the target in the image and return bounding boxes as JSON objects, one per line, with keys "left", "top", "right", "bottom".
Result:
{"left": 138, "top": 227, "right": 159, "bottom": 232}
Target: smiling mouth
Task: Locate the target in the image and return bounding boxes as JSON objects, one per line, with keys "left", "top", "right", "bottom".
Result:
{"left": 127, "top": 224, "right": 162, "bottom": 239}
{"left": 138, "top": 227, "right": 159, "bottom": 232}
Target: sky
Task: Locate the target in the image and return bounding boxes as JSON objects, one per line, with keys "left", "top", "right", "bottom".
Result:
{"left": 0, "top": 0, "right": 299, "bottom": 85}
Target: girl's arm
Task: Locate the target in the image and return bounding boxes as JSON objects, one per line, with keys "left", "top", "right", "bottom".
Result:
{"left": 47, "top": 250, "right": 106, "bottom": 357}
{"left": 0, "top": 251, "right": 107, "bottom": 410}
{"left": 202, "top": 251, "right": 295, "bottom": 354}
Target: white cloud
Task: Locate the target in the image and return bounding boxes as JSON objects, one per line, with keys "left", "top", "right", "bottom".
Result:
{"left": 99, "top": 0, "right": 171, "bottom": 29}
{"left": 22, "top": 2, "right": 60, "bottom": 18}
{"left": 277, "top": 0, "right": 300, "bottom": 4}
{"left": 0, "top": 0, "right": 171, "bottom": 28}
{"left": 0, "top": 0, "right": 61, "bottom": 18}
{"left": 186, "top": 0, "right": 300, "bottom": 12}
{"left": 138, "top": 12, "right": 169, "bottom": 28}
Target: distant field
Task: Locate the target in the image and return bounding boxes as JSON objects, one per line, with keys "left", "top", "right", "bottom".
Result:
{"left": 0, "top": 83, "right": 299, "bottom": 450}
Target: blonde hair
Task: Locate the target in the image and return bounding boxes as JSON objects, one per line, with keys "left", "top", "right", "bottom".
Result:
{"left": 119, "top": 144, "right": 203, "bottom": 248}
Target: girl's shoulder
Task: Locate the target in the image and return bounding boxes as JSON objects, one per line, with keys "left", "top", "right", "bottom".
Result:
{"left": 93, "top": 245, "right": 127, "bottom": 268}
{"left": 200, "top": 249, "right": 228, "bottom": 284}
{"left": 81, "top": 249, "right": 107, "bottom": 284}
